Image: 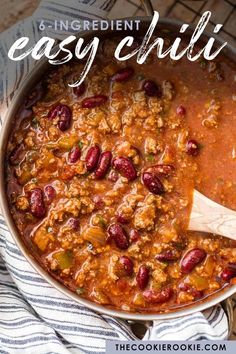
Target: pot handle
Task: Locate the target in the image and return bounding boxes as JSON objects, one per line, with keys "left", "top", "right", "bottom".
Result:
{"left": 141, "top": 0, "right": 154, "bottom": 16}
{"left": 127, "top": 298, "right": 234, "bottom": 339}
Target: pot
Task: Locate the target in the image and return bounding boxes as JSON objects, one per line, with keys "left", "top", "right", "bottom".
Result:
{"left": 0, "top": 0, "right": 235, "bottom": 324}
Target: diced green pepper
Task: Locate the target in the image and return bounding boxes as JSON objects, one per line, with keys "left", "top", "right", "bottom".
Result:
{"left": 136, "top": 74, "right": 145, "bottom": 81}
{"left": 77, "top": 141, "right": 83, "bottom": 149}
{"left": 146, "top": 154, "right": 155, "bottom": 162}
{"left": 53, "top": 250, "right": 73, "bottom": 269}
{"left": 32, "top": 117, "right": 39, "bottom": 128}
{"left": 96, "top": 214, "right": 107, "bottom": 228}
{"left": 76, "top": 287, "right": 85, "bottom": 295}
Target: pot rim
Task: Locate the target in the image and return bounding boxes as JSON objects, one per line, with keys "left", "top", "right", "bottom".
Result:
{"left": 0, "top": 17, "right": 236, "bottom": 321}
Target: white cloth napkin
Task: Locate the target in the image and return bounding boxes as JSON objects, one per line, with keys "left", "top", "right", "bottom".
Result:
{"left": 0, "top": 1, "right": 230, "bottom": 353}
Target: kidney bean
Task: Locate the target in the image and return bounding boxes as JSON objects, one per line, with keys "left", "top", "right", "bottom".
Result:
{"left": 130, "top": 229, "right": 140, "bottom": 243}
{"left": 216, "top": 72, "right": 224, "bottom": 81}
{"left": 48, "top": 105, "right": 59, "bottom": 120}
{"left": 108, "top": 170, "right": 119, "bottom": 182}
{"left": 180, "top": 248, "right": 206, "bottom": 274}
{"left": 142, "top": 172, "right": 165, "bottom": 195}
{"left": 156, "top": 250, "right": 178, "bottom": 262}
{"left": 116, "top": 214, "right": 129, "bottom": 224}
{"left": 47, "top": 104, "right": 72, "bottom": 131}
{"left": 25, "top": 82, "right": 44, "bottom": 108}
{"left": 220, "top": 267, "right": 236, "bottom": 282}
{"left": 143, "top": 287, "right": 173, "bottom": 304}
{"left": 30, "top": 188, "right": 46, "bottom": 218}
{"left": 176, "top": 105, "right": 186, "bottom": 116}
{"left": 112, "top": 156, "right": 137, "bottom": 181}
{"left": 146, "top": 164, "right": 174, "bottom": 177}
{"left": 93, "top": 195, "right": 105, "bottom": 210}
{"left": 44, "top": 185, "right": 56, "bottom": 203}
{"left": 73, "top": 82, "right": 86, "bottom": 97}
{"left": 82, "top": 95, "right": 108, "bottom": 108}
{"left": 112, "top": 67, "right": 134, "bottom": 82}
{"left": 136, "top": 265, "right": 149, "bottom": 290}
{"left": 58, "top": 107, "right": 72, "bottom": 131}
{"left": 107, "top": 224, "right": 129, "bottom": 250}
{"left": 191, "top": 289, "right": 204, "bottom": 299}
{"left": 178, "top": 283, "right": 203, "bottom": 299}
{"left": 178, "top": 283, "right": 191, "bottom": 292}
{"left": 186, "top": 139, "right": 200, "bottom": 156}
{"left": 95, "top": 151, "right": 112, "bottom": 179}
{"left": 142, "top": 80, "right": 162, "bottom": 97}
{"left": 67, "top": 217, "right": 80, "bottom": 231}
{"left": 9, "top": 144, "right": 24, "bottom": 165}
{"left": 86, "top": 145, "right": 101, "bottom": 171}
{"left": 68, "top": 146, "right": 81, "bottom": 164}
{"left": 119, "top": 256, "right": 134, "bottom": 276}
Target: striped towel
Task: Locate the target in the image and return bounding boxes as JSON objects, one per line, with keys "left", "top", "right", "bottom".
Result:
{"left": 0, "top": 1, "right": 231, "bottom": 352}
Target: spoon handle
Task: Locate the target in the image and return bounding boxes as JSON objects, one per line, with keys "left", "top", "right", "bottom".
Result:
{"left": 188, "top": 190, "right": 236, "bottom": 241}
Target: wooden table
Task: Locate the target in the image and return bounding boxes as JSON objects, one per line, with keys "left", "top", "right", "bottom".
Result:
{"left": 0, "top": 0, "right": 40, "bottom": 32}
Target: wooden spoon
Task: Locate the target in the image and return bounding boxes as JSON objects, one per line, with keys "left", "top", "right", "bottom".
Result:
{"left": 188, "top": 190, "right": 236, "bottom": 241}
